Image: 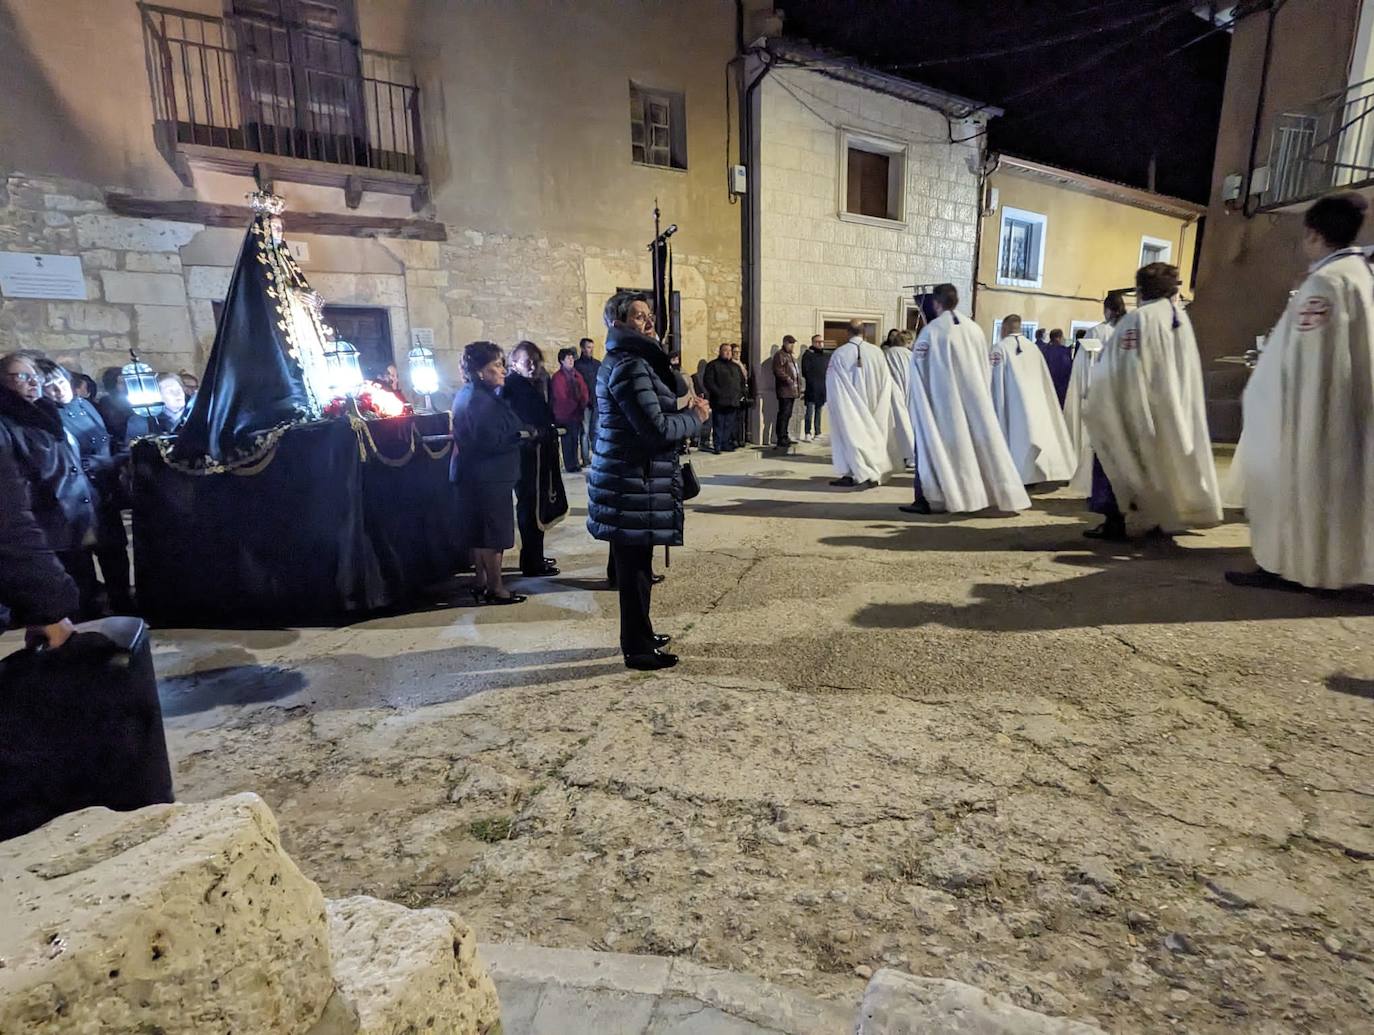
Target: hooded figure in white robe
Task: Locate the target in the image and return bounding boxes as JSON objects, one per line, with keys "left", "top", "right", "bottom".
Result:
{"left": 826, "top": 323, "right": 903, "bottom": 487}
{"left": 903, "top": 284, "right": 1030, "bottom": 514}
{"left": 989, "top": 317, "right": 1076, "bottom": 484}
{"left": 1083, "top": 264, "right": 1221, "bottom": 536}
{"left": 1230, "top": 194, "right": 1374, "bottom": 590}
{"left": 883, "top": 330, "right": 916, "bottom": 465}
{"left": 1064, "top": 294, "right": 1128, "bottom": 496}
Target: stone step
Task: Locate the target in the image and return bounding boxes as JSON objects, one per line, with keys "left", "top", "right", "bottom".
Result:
{"left": 856, "top": 969, "right": 1108, "bottom": 1035}
{"left": 480, "top": 942, "right": 857, "bottom": 1035}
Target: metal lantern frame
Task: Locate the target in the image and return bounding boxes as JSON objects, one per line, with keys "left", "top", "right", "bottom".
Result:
{"left": 407, "top": 338, "right": 439, "bottom": 409}
{"left": 324, "top": 336, "right": 364, "bottom": 398}
{"left": 123, "top": 349, "right": 164, "bottom": 418}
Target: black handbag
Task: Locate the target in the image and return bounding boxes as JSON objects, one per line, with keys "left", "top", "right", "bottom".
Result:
{"left": 681, "top": 459, "right": 701, "bottom": 500}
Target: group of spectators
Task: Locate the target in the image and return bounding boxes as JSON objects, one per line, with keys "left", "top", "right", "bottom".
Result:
{"left": 449, "top": 292, "right": 709, "bottom": 670}
{"left": 0, "top": 351, "right": 198, "bottom": 645}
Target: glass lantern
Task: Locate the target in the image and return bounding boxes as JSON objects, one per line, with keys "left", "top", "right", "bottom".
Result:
{"left": 324, "top": 338, "right": 363, "bottom": 398}
{"left": 408, "top": 339, "right": 439, "bottom": 404}
{"left": 122, "top": 350, "right": 164, "bottom": 418}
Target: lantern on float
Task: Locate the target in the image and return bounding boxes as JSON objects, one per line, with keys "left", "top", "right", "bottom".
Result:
{"left": 408, "top": 337, "right": 439, "bottom": 408}
{"left": 324, "top": 337, "right": 363, "bottom": 398}
{"left": 122, "top": 349, "right": 163, "bottom": 417}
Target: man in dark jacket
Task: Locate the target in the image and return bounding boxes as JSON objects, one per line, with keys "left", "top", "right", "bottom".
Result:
{"left": 0, "top": 353, "right": 98, "bottom": 617}
{"left": 800, "top": 334, "right": 830, "bottom": 441}
{"left": 587, "top": 291, "right": 709, "bottom": 671}
{"left": 0, "top": 424, "right": 78, "bottom": 647}
{"left": 701, "top": 343, "right": 744, "bottom": 453}
{"left": 125, "top": 372, "right": 190, "bottom": 441}
{"left": 574, "top": 338, "right": 601, "bottom": 467}
{"left": 771, "top": 336, "right": 800, "bottom": 449}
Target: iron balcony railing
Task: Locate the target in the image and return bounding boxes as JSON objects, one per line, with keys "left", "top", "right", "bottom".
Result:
{"left": 139, "top": 3, "right": 422, "bottom": 176}
{"left": 1265, "top": 75, "right": 1374, "bottom": 208}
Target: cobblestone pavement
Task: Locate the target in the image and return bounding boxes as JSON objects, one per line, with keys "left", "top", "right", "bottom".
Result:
{"left": 80, "top": 443, "right": 1374, "bottom": 1033}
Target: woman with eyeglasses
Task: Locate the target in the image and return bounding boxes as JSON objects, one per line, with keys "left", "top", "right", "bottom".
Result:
{"left": 0, "top": 353, "right": 98, "bottom": 619}
{"left": 38, "top": 359, "right": 133, "bottom": 614}
{"left": 450, "top": 341, "right": 532, "bottom": 606}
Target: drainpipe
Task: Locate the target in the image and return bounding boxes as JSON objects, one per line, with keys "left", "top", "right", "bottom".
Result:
{"left": 740, "top": 43, "right": 774, "bottom": 441}
{"left": 1242, "top": 1, "right": 1282, "bottom": 218}
{"left": 971, "top": 149, "right": 998, "bottom": 326}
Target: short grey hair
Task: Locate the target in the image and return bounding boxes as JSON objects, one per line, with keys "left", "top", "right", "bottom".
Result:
{"left": 603, "top": 290, "right": 651, "bottom": 329}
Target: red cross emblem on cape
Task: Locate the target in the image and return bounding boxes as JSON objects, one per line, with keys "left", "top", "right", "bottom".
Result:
{"left": 915, "top": 341, "right": 929, "bottom": 356}
{"left": 1297, "top": 295, "right": 1332, "bottom": 331}
{"left": 1119, "top": 329, "right": 1140, "bottom": 351}
{"left": 989, "top": 350, "right": 1002, "bottom": 365}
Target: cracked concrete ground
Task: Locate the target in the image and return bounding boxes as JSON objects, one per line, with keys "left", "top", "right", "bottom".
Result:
{"left": 22, "top": 442, "right": 1373, "bottom": 1033}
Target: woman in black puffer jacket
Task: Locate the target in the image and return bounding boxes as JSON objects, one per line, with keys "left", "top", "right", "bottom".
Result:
{"left": 587, "top": 292, "right": 710, "bottom": 671}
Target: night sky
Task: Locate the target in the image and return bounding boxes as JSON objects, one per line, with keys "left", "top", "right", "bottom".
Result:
{"left": 782, "top": 0, "right": 1232, "bottom": 203}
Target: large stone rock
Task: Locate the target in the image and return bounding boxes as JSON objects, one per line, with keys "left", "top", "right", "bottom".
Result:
{"left": 0, "top": 793, "right": 339, "bottom": 1035}
{"left": 327, "top": 896, "right": 500, "bottom": 1035}
{"left": 856, "top": 970, "right": 1107, "bottom": 1035}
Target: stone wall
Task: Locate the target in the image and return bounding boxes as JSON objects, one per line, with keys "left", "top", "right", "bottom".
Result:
{"left": 0, "top": 171, "right": 742, "bottom": 391}
{"left": 756, "top": 67, "right": 982, "bottom": 351}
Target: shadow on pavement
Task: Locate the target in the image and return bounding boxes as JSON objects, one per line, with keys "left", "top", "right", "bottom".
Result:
{"left": 852, "top": 548, "right": 1374, "bottom": 630}
{"left": 1326, "top": 673, "right": 1374, "bottom": 700}
{"left": 161, "top": 645, "right": 625, "bottom": 716}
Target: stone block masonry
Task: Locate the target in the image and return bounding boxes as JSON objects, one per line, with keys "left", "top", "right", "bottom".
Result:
{"left": 3, "top": 171, "right": 744, "bottom": 389}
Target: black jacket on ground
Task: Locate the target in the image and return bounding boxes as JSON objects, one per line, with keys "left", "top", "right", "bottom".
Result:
{"left": 0, "top": 388, "right": 96, "bottom": 552}
{"left": 702, "top": 356, "right": 745, "bottom": 409}
{"left": 801, "top": 346, "right": 831, "bottom": 404}
{"left": 0, "top": 426, "right": 80, "bottom": 628}
{"left": 449, "top": 381, "right": 523, "bottom": 485}
{"left": 586, "top": 326, "right": 701, "bottom": 547}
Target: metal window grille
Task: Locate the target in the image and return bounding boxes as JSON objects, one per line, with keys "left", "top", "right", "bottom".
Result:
{"left": 1000, "top": 218, "right": 1037, "bottom": 281}
{"left": 630, "top": 85, "right": 682, "bottom": 169}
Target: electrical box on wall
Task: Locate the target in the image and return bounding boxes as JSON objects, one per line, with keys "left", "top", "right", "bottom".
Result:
{"left": 1222, "top": 173, "right": 1243, "bottom": 201}
{"left": 983, "top": 185, "right": 999, "bottom": 215}
{"left": 729, "top": 165, "right": 747, "bottom": 194}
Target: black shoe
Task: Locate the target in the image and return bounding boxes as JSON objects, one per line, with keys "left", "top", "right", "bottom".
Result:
{"left": 650, "top": 573, "right": 666, "bottom": 585}
{"left": 900, "top": 497, "right": 933, "bottom": 514}
{"left": 625, "top": 649, "right": 679, "bottom": 671}
{"left": 523, "top": 562, "right": 560, "bottom": 577}
{"left": 1225, "top": 567, "right": 1306, "bottom": 592}
{"left": 653, "top": 633, "right": 672, "bottom": 648}
{"left": 830, "top": 476, "right": 856, "bottom": 487}
{"left": 481, "top": 590, "right": 527, "bottom": 605}
{"left": 1083, "top": 517, "right": 1128, "bottom": 541}
{"left": 857, "top": 479, "right": 878, "bottom": 490}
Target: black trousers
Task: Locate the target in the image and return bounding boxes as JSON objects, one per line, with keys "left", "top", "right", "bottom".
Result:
{"left": 774, "top": 397, "right": 796, "bottom": 445}
{"left": 514, "top": 471, "right": 545, "bottom": 574}
{"left": 610, "top": 541, "right": 656, "bottom": 655}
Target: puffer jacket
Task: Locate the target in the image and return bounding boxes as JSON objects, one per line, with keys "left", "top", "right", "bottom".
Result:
{"left": 0, "top": 388, "right": 96, "bottom": 552}
{"left": 586, "top": 326, "right": 701, "bottom": 546}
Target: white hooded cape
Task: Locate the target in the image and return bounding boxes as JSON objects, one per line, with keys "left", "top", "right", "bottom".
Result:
{"left": 1083, "top": 298, "right": 1222, "bottom": 531}
{"left": 909, "top": 312, "right": 1030, "bottom": 513}
{"left": 884, "top": 344, "right": 916, "bottom": 463}
{"left": 826, "top": 337, "right": 903, "bottom": 483}
{"left": 989, "top": 333, "right": 1076, "bottom": 484}
{"left": 1238, "top": 250, "right": 1374, "bottom": 588}
{"left": 1063, "top": 321, "right": 1116, "bottom": 495}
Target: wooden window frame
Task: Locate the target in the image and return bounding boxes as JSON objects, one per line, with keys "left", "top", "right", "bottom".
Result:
{"left": 837, "top": 128, "right": 907, "bottom": 229}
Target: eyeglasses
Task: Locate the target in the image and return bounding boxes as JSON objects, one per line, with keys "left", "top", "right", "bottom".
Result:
{"left": 4, "top": 371, "right": 39, "bottom": 384}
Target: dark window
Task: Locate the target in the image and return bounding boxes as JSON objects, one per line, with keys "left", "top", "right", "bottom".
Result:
{"left": 846, "top": 148, "right": 890, "bottom": 219}
{"left": 229, "top": 0, "right": 368, "bottom": 166}
{"left": 998, "top": 213, "right": 1044, "bottom": 283}
{"left": 823, "top": 319, "right": 877, "bottom": 348}
{"left": 630, "top": 84, "right": 687, "bottom": 170}
{"left": 211, "top": 299, "right": 393, "bottom": 378}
